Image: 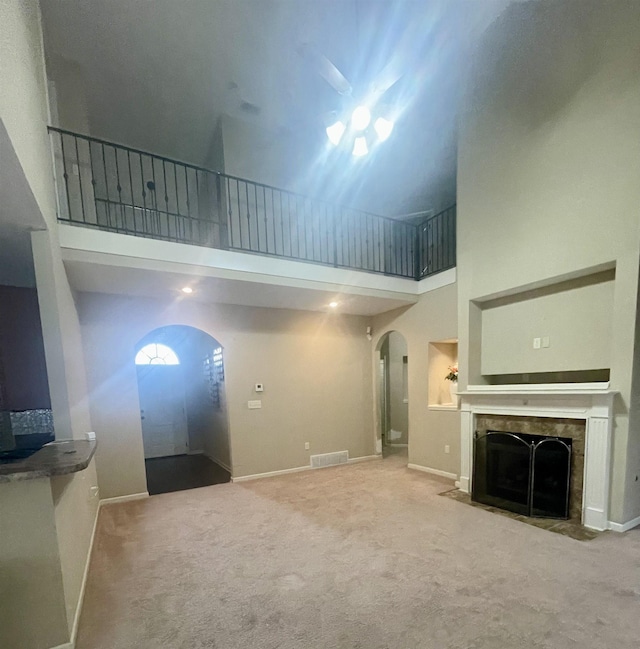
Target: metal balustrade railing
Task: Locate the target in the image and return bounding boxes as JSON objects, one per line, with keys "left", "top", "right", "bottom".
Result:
{"left": 417, "top": 204, "right": 456, "bottom": 279}
{"left": 48, "top": 127, "right": 455, "bottom": 280}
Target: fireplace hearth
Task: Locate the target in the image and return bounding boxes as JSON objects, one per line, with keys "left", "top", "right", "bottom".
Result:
{"left": 473, "top": 431, "right": 572, "bottom": 519}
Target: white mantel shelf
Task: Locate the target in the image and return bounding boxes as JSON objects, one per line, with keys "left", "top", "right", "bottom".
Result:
{"left": 460, "top": 382, "right": 616, "bottom": 396}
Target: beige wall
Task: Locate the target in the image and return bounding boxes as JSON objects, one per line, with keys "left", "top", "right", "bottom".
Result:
{"left": 51, "top": 459, "right": 99, "bottom": 636}
{"left": 480, "top": 272, "right": 615, "bottom": 376}
{"left": 0, "top": 479, "right": 68, "bottom": 649}
{"left": 78, "top": 292, "right": 375, "bottom": 497}
{"left": 0, "top": 0, "right": 55, "bottom": 229}
{"left": 1, "top": 3, "right": 100, "bottom": 645}
{"left": 380, "top": 332, "right": 409, "bottom": 444}
{"left": 32, "top": 229, "right": 93, "bottom": 440}
{"left": 373, "top": 280, "right": 460, "bottom": 476}
{"left": 457, "top": 0, "right": 640, "bottom": 523}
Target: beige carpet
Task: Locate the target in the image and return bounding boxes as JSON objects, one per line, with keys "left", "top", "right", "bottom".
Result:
{"left": 77, "top": 453, "right": 640, "bottom": 648}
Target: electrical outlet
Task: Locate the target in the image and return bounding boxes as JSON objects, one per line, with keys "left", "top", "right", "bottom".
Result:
{"left": 444, "top": 445, "right": 450, "bottom": 454}
{"left": 305, "top": 442, "right": 310, "bottom": 450}
{"left": 533, "top": 337, "right": 541, "bottom": 349}
{"left": 255, "top": 383, "right": 264, "bottom": 392}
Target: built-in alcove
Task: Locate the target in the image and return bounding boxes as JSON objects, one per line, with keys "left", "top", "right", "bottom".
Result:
{"left": 470, "top": 266, "right": 615, "bottom": 386}
{"left": 428, "top": 339, "right": 458, "bottom": 409}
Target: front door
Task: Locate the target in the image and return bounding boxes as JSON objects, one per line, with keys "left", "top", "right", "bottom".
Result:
{"left": 137, "top": 365, "right": 188, "bottom": 458}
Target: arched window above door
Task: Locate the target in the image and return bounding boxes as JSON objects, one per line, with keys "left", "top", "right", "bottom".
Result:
{"left": 135, "top": 343, "right": 180, "bottom": 366}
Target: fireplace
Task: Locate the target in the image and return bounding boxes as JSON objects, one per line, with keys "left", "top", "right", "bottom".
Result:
{"left": 473, "top": 430, "right": 572, "bottom": 519}
{"left": 458, "top": 385, "right": 615, "bottom": 530}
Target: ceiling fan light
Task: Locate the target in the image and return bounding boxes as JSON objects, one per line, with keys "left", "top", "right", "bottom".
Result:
{"left": 326, "top": 120, "right": 346, "bottom": 146}
{"left": 374, "top": 117, "right": 394, "bottom": 141}
{"left": 352, "top": 136, "right": 368, "bottom": 157}
{"left": 351, "top": 105, "right": 371, "bottom": 131}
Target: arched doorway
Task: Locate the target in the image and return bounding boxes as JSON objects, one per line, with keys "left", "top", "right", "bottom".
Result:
{"left": 376, "top": 331, "right": 409, "bottom": 462}
{"left": 135, "top": 325, "right": 231, "bottom": 495}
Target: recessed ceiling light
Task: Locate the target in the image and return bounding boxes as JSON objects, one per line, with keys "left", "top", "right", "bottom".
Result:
{"left": 181, "top": 287, "right": 193, "bottom": 294}
{"left": 329, "top": 301, "right": 339, "bottom": 308}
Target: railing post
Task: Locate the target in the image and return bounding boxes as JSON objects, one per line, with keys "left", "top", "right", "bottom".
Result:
{"left": 216, "top": 174, "right": 229, "bottom": 250}
{"left": 412, "top": 223, "right": 419, "bottom": 280}
{"left": 332, "top": 207, "right": 339, "bottom": 267}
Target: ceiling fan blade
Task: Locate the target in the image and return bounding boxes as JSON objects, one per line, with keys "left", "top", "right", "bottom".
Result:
{"left": 371, "top": 59, "right": 403, "bottom": 100}
{"left": 297, "top": 43, "right": 352, "bottom": 96}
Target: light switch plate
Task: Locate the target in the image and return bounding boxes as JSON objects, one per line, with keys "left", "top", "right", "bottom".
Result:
{"left": 542, "top": 336, "right": 550, "bottom": 348}
{"left": 248, "top": 400, "right": 262, "bottom": 409}
{"left": 533, "top": 337, "right": 541, "bottom": 349}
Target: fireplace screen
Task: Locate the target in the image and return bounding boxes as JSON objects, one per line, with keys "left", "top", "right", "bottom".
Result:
{"left": 472, "top": 431, "right": 572, "bottom": 519}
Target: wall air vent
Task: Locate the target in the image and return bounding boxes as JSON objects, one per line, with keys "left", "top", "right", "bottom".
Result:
{"left": 310, "top": 450, "right": 349, "bottom": 469}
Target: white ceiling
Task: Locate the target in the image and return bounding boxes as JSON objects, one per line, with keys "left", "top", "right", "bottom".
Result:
{"left": 63, "top": 256, "right": 417, "bottom": 316}
{"left": 40, "top": 0, "right": 514, "bottom": 217}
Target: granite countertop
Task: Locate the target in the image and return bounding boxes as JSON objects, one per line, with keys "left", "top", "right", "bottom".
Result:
{"left": 0, "top": 440, "right": 97, "bottom": 483}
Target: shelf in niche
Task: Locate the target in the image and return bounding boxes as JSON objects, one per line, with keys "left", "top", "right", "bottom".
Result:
{"left": 428, "top": 339, "right": 459, "bottom": 409}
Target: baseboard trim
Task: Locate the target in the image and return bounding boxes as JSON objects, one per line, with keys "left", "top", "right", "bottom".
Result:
{"left": 408, "top": 463, "right": 457, "bottom": 481}
{"left": 609, "top": 515, "right": 640, "bottom": 533}
{"left": 203, "top": 452, "right": 232, "bottom": 474}
{"left": 232, "top": 455, "right": 380, "bottom": 483}
{"left": 187, "top": 449, "right": 205, "bottom": 456}
{"left": 386, "top": 443, "right": 408, "bottom": 448}
{"left": 232, "top": 465, "right": 311, "bottom": 482}
{"left": 66, "top": 501, "right": 100, "bottom": 648}
{"left": 50, "top": 642, "right": 73, "bottom": 649}
{"left": 99, "top": 492, "right": 149, "bottom": 506}
{"left": 348, "top": 454, "right": 380, "bottom": 464}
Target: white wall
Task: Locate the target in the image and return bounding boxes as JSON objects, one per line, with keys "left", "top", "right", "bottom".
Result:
{"left": 457, "top": 0, "right": 640, "bottom": 523}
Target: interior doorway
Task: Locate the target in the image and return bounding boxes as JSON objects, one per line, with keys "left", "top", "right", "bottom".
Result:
{"left": 134, "top": 326, "right": 232, "bottom": 495}
{"left": 376, "top": 331, "right": 409, "bottom": 461}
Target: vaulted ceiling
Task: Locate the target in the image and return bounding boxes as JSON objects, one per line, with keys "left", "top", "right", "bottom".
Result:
{"left": 40, "top": 0, "right": 514, "bottom": 217}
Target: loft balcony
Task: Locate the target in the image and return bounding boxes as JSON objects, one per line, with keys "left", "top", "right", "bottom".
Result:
{"left": 49, "top": 127, "right": 456, "bottom": 285}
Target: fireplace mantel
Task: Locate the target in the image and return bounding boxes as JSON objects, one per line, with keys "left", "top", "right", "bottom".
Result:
{"left": 461, "top": 382, "right": 614, "bottom": 396}
{"left": 458, "top": 386, "right": 616, "bottom": 531}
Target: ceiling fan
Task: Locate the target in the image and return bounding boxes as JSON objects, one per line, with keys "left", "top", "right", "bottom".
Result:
{"left": 297, "top": 42, "right": 400, "bottom": 156}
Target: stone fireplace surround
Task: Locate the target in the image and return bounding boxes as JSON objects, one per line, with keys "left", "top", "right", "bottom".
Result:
{"left": 457, "top": 384, "right": 616, "bottom": 531}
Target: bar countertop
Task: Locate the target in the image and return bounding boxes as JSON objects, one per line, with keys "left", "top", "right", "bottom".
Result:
{"left": 0, "top": 440, "right": 97, "bottom": 483}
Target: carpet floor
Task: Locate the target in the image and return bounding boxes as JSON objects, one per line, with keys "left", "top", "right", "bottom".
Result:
{"left": 77, "top": 452, "right": 640, "bottom": 649}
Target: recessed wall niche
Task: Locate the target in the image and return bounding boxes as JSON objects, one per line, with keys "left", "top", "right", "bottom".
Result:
{"left": 428, "top": 340, "right": 458, "bottom": 407}
{"left": 473, "top": 267, "right": 615, "bottom": 385}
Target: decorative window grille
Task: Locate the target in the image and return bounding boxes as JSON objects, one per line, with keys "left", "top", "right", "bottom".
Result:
{"left": 135, "top": 343, "right": 180, "bottom": 365}
{"left": 204, "top": 346, "right": 224, "bottom": 408}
